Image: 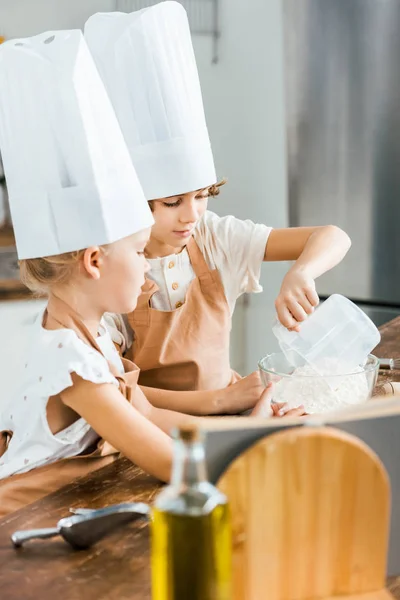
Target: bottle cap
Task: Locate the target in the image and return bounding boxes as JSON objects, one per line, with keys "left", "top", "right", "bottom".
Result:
{"left": 173, "top": 424, "right": 201, "bottom": 443}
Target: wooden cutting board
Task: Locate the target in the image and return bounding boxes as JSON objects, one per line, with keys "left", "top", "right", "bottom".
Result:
{"left": 217, "top": 427, "right": 393, "bottom": 600}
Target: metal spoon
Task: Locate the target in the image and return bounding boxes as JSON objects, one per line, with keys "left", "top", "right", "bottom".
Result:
{"left": 11, "top": 502, "right": 150, "bottom": 549}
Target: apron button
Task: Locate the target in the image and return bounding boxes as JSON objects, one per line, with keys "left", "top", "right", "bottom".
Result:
{"left": 172, "top": 282, "right": 179, "bottom": 290}
{"left": 175, "top": 301, "right": 183, "bottom": 308}
{"left": 168, "top": 261, "right": 175, "bottom": 269}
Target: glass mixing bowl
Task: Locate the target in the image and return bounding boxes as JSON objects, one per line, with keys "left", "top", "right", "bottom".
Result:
{"left": 258, "top": 353, "right": 379, "bottom": 414}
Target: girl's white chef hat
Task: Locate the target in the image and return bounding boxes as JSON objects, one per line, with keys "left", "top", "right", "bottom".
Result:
{"left": 0, "top": 30, "right": 153, "bottom": 259}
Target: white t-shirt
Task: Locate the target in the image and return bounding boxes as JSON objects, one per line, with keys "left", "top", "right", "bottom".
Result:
{"left": 105, "top": 211, "right": 271, "bottom": 349}
{"left": 0, "top": 309, "right": 124, "bottom": 480}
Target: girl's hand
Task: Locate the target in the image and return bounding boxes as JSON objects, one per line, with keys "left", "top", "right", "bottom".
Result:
{"left": 270, "top": 401, "right": 307, "bottom": 418}
{"left": 250, "top": 382, "right": 275, "bottom": 417}
{"left": 250, "top": 383, "right": 307, "bottom": 418}
{"left": 275, "top": 267, "right": 319, "bottom": 331}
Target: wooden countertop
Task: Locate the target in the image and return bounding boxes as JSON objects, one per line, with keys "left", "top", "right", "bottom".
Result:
{"left": 0, "top": 317, "right": 399, "bottom": 599}
{"left": 374, "top": 316, "right": 400, "bottom": 392}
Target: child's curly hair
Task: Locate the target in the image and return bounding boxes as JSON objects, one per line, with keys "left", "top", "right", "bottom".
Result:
{"left": 208, "top": 178, "right": 227, "bottom": 197}
{"left": 149, "top": 178, "right": 227, "bottom": 211}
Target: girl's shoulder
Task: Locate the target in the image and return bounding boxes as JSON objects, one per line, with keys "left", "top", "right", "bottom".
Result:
{"left": 22, "top": 310, "right": 119, "bottom": 399}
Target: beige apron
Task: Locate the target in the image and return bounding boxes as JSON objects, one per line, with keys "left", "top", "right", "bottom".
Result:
{"left": 0, "top": 296, "right": 140, "bottom": 518}
{"left": 126, "top": 238, "right": 240, "bottom": 391}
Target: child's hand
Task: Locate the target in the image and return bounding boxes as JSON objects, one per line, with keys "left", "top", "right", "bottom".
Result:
{"left": 250, "top": 383, "right": 307, "bottom": 418}
{"left": 275, "top": 268, "right": 319, "bottom": 331}
{"left": 270, "top": 402, "right": 307, "bottom": 418}
{"left": 222, "top": 370, "right": 265, "bottom": 414}
{"left": 250, "top": 383, "right": 275, "bottom": 417}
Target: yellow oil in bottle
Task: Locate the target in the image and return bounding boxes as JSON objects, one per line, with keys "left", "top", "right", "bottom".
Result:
{"left": 151, "top": 425, "right": 232, "bottom": 600}
{"left": 152, "top": 503, "right": 231, "bottom": 600}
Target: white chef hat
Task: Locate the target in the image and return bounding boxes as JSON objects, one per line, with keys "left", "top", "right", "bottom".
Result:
{"left": 0, "top": 29, "right": 153, "bottom": 260}
{"left": 85, "top": 1, "right": 217, "bottom": 201}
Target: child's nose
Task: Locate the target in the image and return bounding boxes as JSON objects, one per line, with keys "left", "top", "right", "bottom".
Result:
{"left": 180, "top": 200, "right": 198, "bottom": 223}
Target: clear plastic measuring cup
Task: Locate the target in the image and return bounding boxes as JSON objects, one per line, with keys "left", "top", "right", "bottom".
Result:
{"left": 272, "top": 294, "right": 381, "bottom": 375}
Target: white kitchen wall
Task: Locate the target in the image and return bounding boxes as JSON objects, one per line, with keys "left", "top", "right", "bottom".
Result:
{"left": 0, "top": 0, "right": 290, "bottom": 411}
{"left": 0, "top": 0, "right": 115, "bottom": 37}
{"left": 193, "top": 0, "right": 290, "bottom": 373}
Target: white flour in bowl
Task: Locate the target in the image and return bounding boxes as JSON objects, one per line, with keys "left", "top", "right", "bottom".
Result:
{"left": 273, "top": 362, "right": 370, "bottom": 414}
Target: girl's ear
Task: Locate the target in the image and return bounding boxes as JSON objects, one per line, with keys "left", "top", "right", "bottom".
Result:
{"left": 82, "top": 246, "right": 104, "bottom": 280}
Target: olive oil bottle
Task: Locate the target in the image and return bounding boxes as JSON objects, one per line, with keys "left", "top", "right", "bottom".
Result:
{"left": 151, "top": 425, "right": 232, "bottom": 600}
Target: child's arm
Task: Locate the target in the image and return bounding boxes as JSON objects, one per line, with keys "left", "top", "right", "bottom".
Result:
{"left": 60, "top": 375, "right": 198, "bottom": 482}
{"left": 142, "top": 382, "right": 299, "bottom": 422}
{"left": 264, "top": 226, "right": 351, "bottom": 330}
{"left": 140, "top": 370, "right": 264, "bottom": 415}
{"left": 104, "top": 313, "right": 266, "bottom": 415}
{"left": 59, "top": 375, "right": 289, "bottom": 482}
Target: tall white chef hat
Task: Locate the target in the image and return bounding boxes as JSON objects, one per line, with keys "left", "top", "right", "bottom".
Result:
{"left": 85, "top": 1, "right": 217, "bottom": 201}
{"left": 0, "top": 29, "right": 153, "bottom": 259}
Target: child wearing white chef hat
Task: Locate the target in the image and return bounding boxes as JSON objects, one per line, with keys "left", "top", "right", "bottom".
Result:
{"left": 85, "top": 1, "right": 350, "bottom": 415}
{"left": 0, "top": 28, "right": 262, "bottom": 517}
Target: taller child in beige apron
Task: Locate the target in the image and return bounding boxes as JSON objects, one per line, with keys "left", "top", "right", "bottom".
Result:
{"left": 86, "top": 4, "right": 351, "bottom": 414}
{"left": 0, "top": 29, "right": 203, "bottom": 517}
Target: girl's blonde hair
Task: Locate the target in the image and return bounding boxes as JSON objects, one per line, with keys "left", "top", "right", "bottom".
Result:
{"left": 19, "top": 250, "right": 86, "bottom": 296}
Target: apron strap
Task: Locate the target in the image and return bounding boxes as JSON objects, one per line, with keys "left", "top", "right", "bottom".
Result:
{"left": 186, "top": 237, "right": 212, "bottom": 278}
{"left": 135, "top": 277, "right": 159, "bottom": 310}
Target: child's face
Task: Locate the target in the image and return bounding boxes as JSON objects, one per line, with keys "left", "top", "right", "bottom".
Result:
{"left": 107, "top": 228, "right": 151, "bottom": 313}
{"left": 84, "top": 228, "right": 151, "bottom": 314}
{"left": 149, "top": 189, "right": 209, "bottom": 251}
